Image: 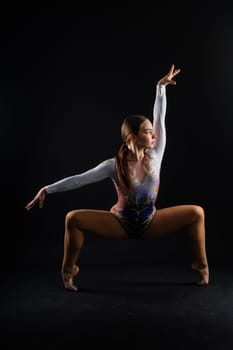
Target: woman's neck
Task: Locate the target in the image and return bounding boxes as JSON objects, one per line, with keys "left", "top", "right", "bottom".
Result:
{"left": 127, "top": 149, "right": 145, "bottom": 161}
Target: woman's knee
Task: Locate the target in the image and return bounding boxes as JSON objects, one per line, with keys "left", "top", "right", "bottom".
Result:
{"left": 65, "top": 210, "right": 80, "bottom": 230}
{"left": 191, "top": 205, "right": 205, "bottom": 221}
{"left": 65, "top": 210, "right": 84, "bottom": 247}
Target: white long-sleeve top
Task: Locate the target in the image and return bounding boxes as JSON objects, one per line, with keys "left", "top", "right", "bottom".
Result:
{"left": 45, "top": 85, "right": 167, "bottom": 214}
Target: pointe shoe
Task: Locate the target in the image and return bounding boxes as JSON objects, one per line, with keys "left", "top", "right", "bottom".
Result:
{"left": 192, "top": 262, "right": 209, "bottom": 286}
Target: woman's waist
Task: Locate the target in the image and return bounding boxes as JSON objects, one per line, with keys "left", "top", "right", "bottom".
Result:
{"left": 111, "top": 201, "right": 155, "bottom": 215}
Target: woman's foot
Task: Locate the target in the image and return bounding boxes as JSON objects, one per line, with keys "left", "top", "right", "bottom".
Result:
{"left": 62, "top": 265, "right": 80, "bottom": 291}
{"left": 192, "top": 262, "right": 209, "bottom": 286}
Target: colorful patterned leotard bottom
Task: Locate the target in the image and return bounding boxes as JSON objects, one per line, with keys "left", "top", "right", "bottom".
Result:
{"left": 115, "top": 202, "right": 155, "bottom": 238}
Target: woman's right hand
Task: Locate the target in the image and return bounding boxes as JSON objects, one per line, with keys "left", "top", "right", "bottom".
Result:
{"left": 25, "top": 187, "right": 47, "bottom": 211}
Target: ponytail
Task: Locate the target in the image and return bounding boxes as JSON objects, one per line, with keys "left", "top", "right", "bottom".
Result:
{"left": 115, "top": 143, "right": 131, "bottom": 192}
{"left": 116, "top": 114, "right": 147, "bottom": 192}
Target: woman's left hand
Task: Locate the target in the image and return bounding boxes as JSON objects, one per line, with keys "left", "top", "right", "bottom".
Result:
{"left": 158, "top": 64, "right": 181, "bottom": 86}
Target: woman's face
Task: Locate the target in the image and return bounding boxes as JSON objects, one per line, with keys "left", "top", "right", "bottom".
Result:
{"left": 134, "top": 119, "right": 156, "bottom": 149}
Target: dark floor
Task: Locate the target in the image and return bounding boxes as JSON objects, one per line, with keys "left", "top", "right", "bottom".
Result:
{"left": 1, "top": 239, "right": 233, "bottom": 348}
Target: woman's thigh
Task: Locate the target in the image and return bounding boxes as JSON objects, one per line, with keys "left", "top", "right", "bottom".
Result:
{"left": 143, "top": 205, "right": 202, "bottom": 239}
{"left": 67, "top": 209, "right": 128, "bottom": 240}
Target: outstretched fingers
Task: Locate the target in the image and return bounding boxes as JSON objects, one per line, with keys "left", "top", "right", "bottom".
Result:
{"left": 25, "top": 188, "right": 47, "bottom": 211}
{"left": 158, "top": 64, "right": 181, "bottom": 86}
{"left": 169, "top": 64, "right": 181, "bottom": 81}
{"left": 172, "top": 67, "right": 181, "bottom": 78}
{"left": 25, "top": 198, "right": 38, "bottom": 211}
{"left": 168, "top": 63, "right": 175, "bottom": 74}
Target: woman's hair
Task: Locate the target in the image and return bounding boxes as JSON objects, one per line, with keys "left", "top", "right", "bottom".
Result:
{"left": 115, "top": 114, "right": 148, "bottom": 192}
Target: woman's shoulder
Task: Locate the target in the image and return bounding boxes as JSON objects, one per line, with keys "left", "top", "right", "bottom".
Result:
{"left": 103, "top": 157, "right": 116, "bottom": 166}
{"left": 104, "top": 157, "right": 117, "bottom": 179}
{"left": 100, "top": 157, "right": 116, "bottom": 173}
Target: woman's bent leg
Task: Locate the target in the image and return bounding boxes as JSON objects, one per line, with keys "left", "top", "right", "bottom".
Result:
{"left": 62, "top": 209, "right": 128, "bottom": 291}
{"left": 143, "top": 205, "right": 209, "bottom": 285}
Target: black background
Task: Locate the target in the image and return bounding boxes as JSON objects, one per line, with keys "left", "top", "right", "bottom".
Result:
{"left": 2, "top": 3, "right": 233, "bottom": 269}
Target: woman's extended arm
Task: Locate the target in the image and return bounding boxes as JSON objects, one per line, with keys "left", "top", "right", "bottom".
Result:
{"left": 25, "top": 158, "right": 115, "bottom": 210}
{"left": 153, "top": 64, "right": 181, "bottom": 169}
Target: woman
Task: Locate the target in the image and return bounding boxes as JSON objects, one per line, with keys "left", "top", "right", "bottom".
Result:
{"left": 26, "top": 64, "right": 209, "bottom": 291}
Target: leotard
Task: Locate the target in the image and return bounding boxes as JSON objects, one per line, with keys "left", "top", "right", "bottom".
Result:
{"left": 45, "top": 85, "right": 167, "bottom": 238}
